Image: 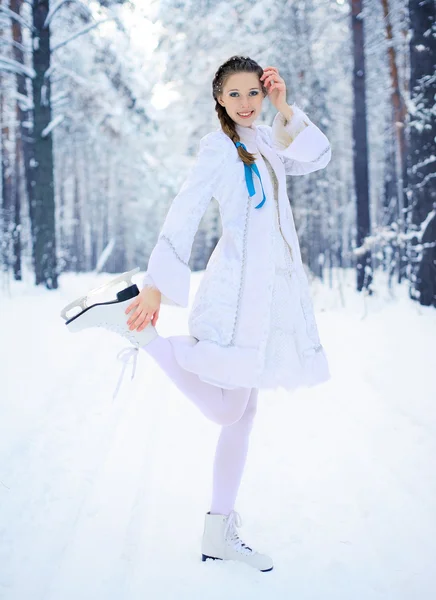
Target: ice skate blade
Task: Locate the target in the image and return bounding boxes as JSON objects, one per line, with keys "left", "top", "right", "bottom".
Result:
{"left": 61, "top": 283, "right": 139, "bottom": 325}
{"left": 202, "top": 554, "right": 222, "bottom": 562}
{"left": 60, "top": 268, "right": 140, "bottom": 322}
{"left": 201, "top": 553, "right": 273, "bottom": 572}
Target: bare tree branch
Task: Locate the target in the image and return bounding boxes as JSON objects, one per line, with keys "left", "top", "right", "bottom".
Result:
{"left": 41, "top": 114, "right": 65, "bottom": 137}
{"left": 0, "top": 4, "right": 32, "bottom": 30}
{"left": 0, "top": 55, "right": 35, "bottom": 78}
{"left": 43, "top": 0, "right": 93, "bottom": 29}
{"left": 51, "top": 18, "right": 113, "bottom": 52}
{"left": 0, "top": 37, "right": 31, "bottom": 54}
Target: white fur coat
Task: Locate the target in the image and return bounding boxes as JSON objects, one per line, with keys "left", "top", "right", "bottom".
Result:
{"left": 142, "top": 103, "right": 332, "bottom": 390}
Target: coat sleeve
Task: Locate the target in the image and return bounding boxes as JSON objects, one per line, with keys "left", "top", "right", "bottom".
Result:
{"left": 270, "top": 103, "right": 331, "bottom": 176}
{"left": 142, "top": 132, "right": 229, "bottom": 308}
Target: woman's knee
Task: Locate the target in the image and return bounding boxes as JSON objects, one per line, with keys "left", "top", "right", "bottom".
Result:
{"left": 214, "top": 410, "right": 245, "bottom": 426}
{"left": 215, "top": 402, "right": 258, "bottom": 427}
{"left": 242, "top": 398, "right": 258, "bottom": 425}
{"left": 213, "top": 388, "right": 254, "bottom": 426}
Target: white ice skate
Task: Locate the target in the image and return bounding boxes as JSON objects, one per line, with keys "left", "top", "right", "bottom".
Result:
{"left": 60, "top": 267, "right": 158, "bottom": 397}
{"left": 201, "top": 511, "right": 274, "bottom": 572}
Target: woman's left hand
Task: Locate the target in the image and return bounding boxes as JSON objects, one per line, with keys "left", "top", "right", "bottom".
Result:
{"left": 260, "top": 66, "right": 288, "bottom": 112}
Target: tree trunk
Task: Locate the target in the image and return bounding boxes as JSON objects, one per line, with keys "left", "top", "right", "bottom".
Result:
{"left": 350, "top": 0, "right": 372, "bottom": 292}
{"left": 13, "top": 133, "right": 22, "bottom": 279}
{"left": 381, "top": 0, "right": 408, "bottom": 283}
{"left": 31, "top": 0, "right": 58, "bottom": 288}
{"left": 408, "top": 0, "right": 436, "bottom": 306}
{"left": 1, "top": 82, "right": 13, "bottom": 273}
{"left": 11, "top": 0, "right": 36, "bottom": 280}
{"left": 72, "top": 145, "right": 84, "bottom": 272}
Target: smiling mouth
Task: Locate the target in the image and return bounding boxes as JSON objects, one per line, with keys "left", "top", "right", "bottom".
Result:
{"left": 238, "top": 111, "right": 254, "bottom": 117}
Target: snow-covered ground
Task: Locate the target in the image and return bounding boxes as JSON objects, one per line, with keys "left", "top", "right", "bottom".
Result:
{"left": 1, "top": 268, "right": 435, "bottom": 600}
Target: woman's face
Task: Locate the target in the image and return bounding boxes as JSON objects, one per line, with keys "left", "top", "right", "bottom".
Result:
{"left": 217, "top": 71, "right": 264, "bottom": 127}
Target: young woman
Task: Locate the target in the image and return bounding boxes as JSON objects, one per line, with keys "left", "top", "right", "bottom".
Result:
{"left": 61, "top": 55, "right": 332, "bottom": 572}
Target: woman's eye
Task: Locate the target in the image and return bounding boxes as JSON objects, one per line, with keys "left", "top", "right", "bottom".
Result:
{"left": 229, "top": 91, "right": 259, "bottom": 97}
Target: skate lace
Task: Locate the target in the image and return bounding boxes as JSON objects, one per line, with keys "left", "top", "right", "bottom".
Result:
{"left": 90, "top": 321, "right": 140, "bottom": 400}
{"left": 224, "top": 511, "right": 255, "bottom": 556}
{"left": 113, "top": 346, "right": 139, "bottom": 400}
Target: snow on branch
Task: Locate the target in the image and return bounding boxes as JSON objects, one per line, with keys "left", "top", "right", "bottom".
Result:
{"left": 95, "top": 239, "right": 116, "bottom": 273}
{"left": 415, "top": 172, "right": 436, "bottom": 190}
{"left": 13, "top": 91, "right": 34, "bottom": 110}
{"left": 419, "top": 209, "right": 436, "bottom": 241}
{"left": 0, "top": 56, "right": 35, "bottom": 78}
{"left": 0, "top": 5, "right": 32, "bottom": 30}
{"left": 41, "top": 114, "right": 65, "bottom": 138}
{"left": 44, "top": 0, "right": 70, "bottom": 27}
{"left": 51, "top": 91, "right": 68, "bottom": 107}
{"left": 44, "top": 63, "right": 57, "bottom": 80}
{"left": 357, "top": 210, "right": 436, "bottom": 256}
{"left": 0, "top": 38, "right": 31, "bottom": 55}
{"left": 353, "top": 229, "right": 397, "bottom": 257}
{"left": 44, "top": 0, "right": 93, "bottom": 28}
{"left": 51, "top": 19, "right": 114, "bottom": 52}
{"left": 410, "top": 155, "right": 436, "bottom": 174}
{"left": 47, "top": 64, "right": 88, "bottom": 86}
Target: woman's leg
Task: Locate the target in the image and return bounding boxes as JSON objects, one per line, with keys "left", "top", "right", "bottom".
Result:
{"left": 210, "top": 388, "right": 259, "bottom": 515}
{"left": 141, "top": 335, "right": 251, "bottom": 426}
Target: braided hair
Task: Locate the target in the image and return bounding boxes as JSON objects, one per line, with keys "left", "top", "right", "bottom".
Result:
{"left": 212, "top": 55, "right": 267, "bottom": 166}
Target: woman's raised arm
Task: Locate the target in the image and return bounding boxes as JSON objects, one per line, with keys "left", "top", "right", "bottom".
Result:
{"left": 262, "top": 103, "right": 332, "bottom": 176}
{"left": 142, "top": 132, "right": 229, "bottom": 308}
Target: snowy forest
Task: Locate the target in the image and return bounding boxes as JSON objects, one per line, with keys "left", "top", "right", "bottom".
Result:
{"left": 2, "top": 2, "right": 436, "bottom": 597}
{"left": 0, "top": 0, "right": 434, "bottom": 305}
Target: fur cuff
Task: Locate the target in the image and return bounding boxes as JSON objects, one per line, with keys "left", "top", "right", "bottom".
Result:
{"left": 272, "top": 102, "right": 311, "bottom": 150}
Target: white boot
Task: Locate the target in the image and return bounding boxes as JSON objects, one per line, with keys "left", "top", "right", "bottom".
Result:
{"left": 60, "top": 267, "right": 158, "bottom": 348}
{"left": 60, "top": 268, "right": 158, "bottom": 397}
{"left": 201, "top": 511, "right": 274, "bottom": 572}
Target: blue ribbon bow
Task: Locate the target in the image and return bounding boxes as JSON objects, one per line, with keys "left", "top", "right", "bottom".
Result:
{"left": 235, "top": 141, "right": 266, "bottom": 209}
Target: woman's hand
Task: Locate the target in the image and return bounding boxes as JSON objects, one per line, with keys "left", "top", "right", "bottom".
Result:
{"left": 125, "top": 286, "right": 161, "bottom": 332}
{"left": 260, "top": 66, "right": 288, "bottom": 113}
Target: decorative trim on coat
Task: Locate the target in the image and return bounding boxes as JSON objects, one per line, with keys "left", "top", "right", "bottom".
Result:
{"left": 142, "top": 133, "right": 230, "bottom": 307}
{"left": 230, "top": 186, "right": 252, "bottom": 345}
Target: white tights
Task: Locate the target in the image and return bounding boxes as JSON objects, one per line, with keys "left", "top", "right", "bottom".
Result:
{"left": 141, "top": 335, "right": 258, "bottom": 515}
